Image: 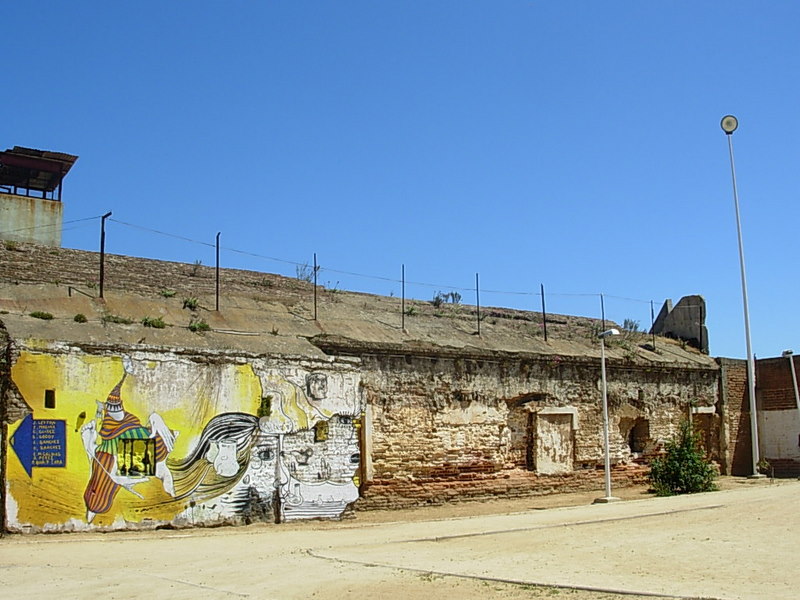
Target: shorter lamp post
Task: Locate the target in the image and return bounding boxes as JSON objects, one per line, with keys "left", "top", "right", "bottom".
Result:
{"left": 595, "top": 328, "right": 621, "bottom": 504}
{"left": 782, "top": 350, "right": 800, "bottom": 415}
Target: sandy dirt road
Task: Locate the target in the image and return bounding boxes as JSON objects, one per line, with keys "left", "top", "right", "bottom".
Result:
{"left": 1, "top": 478, "right": 797, "bottom": 600}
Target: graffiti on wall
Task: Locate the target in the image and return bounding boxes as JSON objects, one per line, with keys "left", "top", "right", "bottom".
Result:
{"left": 6, "top": 351, "right": 361, "bottom": 530}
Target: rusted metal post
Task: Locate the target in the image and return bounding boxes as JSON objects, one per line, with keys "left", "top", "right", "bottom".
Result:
{"left": 541, "top": 283, "right": 548, "bottom": 342}
{"left": 401, "top": 264, "right": 406, "bottom": 332}
{"left": 476, "top": 272, "right": 481, "bottom": 336}
{"left": 313, "top": 253, "right": 318, "bottom": 321}
{"left": 600, "top": 293, "right": 605, "bottom": 332}
{"left": 99, "top": 211, "right": 112, "bottom": 299}
{"left": 215, "top": 232, "right": 221, "bottom": 311}
{"left": 650, "top": 300, "right": 656, "bottom": 349}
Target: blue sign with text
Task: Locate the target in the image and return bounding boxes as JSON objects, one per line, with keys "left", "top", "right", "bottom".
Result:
{"left": 10, "top": 414, "right": 67, "bottom": 477}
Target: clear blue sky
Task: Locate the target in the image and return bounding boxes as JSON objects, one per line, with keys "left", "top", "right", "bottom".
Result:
{"left": 4, "top": 2, "right": 799, "bottom": 359}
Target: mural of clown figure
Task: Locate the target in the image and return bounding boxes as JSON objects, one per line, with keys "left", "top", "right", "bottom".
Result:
{"left": 80, "top": 358, "right": 176, "bottom": 523}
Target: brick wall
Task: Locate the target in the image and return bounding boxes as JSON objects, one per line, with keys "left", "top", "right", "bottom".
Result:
{"left": 757, "top": 356, "right": 799, "bottom": 411}
{"left": 718, "top": 358, "right": 752, "bottom": 476}
{"left": 356, "top": 464, "right": 649, "bottom": 510}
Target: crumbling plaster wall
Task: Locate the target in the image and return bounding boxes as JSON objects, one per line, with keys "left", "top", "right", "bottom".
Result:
{"left": 358, "top": 352, "right": 719, "bottom": 508}
{"left": 3, "top": 338, "right": 363, "bottom": 533}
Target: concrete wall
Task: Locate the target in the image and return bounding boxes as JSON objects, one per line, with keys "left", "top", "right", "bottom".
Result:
{"left": 651, "top": 295, "right": 708, "bottom": 354}
{"left": 3, "top": 340, "right": 362, "bottom": 532}
{"left": 0, "top": 193, "right": 62, "bottom": 246}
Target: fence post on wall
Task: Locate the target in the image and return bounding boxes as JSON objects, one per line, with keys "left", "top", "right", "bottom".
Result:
{"left": 313, "top": 253, "right": 318, "bottom": 321}
{"left": 401, "top": 264, "right": 406, "bottom": 333}
{"left": 541, "top": 283, "right": 548, "bottom": 342}
{"left": 476, "top": 272, "right": 481, "bottom": 336}
{"left": 215, "top": 232, "right": 221, "bottom": 311}
{"left": 99, "top": 211, "right": 112, "bottom": 299}
{"left": 600, "top": 293, "right": 605, "bottom": 332}
{"left": 650, "top": 300, "right": 656, "bottom": 349}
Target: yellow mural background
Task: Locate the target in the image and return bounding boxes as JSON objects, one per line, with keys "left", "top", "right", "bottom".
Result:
{"left": 7, "top": 351, "right": 261, "bottom": 528}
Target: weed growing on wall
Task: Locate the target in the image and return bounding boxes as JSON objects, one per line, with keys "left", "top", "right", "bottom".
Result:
{"left": 141, "top": 316, "right": 167, "bottom": 329}
{"left": 623, "top": 318, "right": 640, "bottom": 333}
{"left": 295, "top": 262, "right": 314, "bottom": 283}
{"left": 188, "top": 318, "right": 210, "bottom": 333}
{"left": 183, "top": 297, "right": 199, "bottom": 311}
{"left": 648, "top": 421, "right": 717, "bottom": 496}
{"left": 160, "top": 289, "right": 177, "bottom": 298}
{"left": 102, "top": 314, "right": 133, "bottom": 325}
{"left": 431, "top": 291, "right": 461, "bottom": 307}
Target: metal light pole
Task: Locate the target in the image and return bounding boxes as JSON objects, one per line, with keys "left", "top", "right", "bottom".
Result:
{"left": 721, "top": 115, "right": 762, "bottom": 476}
{"left": 782, "top": 350, "right": 800, "bottom": 415}
{"left": 595, "top": 328, "right": 620, "bottom": 504}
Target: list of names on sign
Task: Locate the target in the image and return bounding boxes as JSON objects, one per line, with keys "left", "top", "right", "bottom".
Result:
{"left": 31, "top": 419, "right": 66, "bottom": 468}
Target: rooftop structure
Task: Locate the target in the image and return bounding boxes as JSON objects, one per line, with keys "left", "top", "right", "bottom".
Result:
{"left": 0, "top": 146, "right": 78, "bottom": 201}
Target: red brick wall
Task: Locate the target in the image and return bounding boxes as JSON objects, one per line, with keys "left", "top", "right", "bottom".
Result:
{"left": 357, "top": 464, "right": 649, "bottom": 510}
{"left": 718, "top": 358, "right": 752, "bottom": 476}
{"left": 757, "top": 356, "right": 799, "bottom": 411}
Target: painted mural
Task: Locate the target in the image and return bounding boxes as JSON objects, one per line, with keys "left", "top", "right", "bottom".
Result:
{"left": 5, "top": 350, "right": 362, "bottom": 531}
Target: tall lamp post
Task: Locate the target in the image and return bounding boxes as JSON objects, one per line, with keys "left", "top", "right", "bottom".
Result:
{"left": 595, "top": 328, "right": 621, "bottom": 504}
{"left": 721, "top": 115, "right": 762, "bottom": 477}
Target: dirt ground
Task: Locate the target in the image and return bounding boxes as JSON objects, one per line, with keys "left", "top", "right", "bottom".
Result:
{"left": 1, "top": 477, "right": 797, "bottom": 600}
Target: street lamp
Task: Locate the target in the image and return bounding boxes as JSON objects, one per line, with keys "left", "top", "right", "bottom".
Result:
{"left": 782, "top": 350, "right": 800, "bottom": 415}
{"left": 721, "top": 115, "right": 762, "bottom": 477}
{"left": 595, "top": 328, "right": 621, "bottom": 504}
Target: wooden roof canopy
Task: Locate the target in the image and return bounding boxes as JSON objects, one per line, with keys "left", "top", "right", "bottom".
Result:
{"left": 0, "top": 146, "right": 78, "bottom": 200}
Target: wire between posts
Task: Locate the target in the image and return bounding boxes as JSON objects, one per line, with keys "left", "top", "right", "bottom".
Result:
{"left": 42, "top": 215, "right": 664, "bottom": 309}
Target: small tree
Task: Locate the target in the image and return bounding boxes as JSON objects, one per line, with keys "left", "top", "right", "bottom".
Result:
{"left": 648, "top": 421, "right": 717, "bottom": 496}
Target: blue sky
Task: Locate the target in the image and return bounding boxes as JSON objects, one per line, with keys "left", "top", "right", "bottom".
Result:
{"left": 4, "top": 2, "right": 799, "bottom": 359}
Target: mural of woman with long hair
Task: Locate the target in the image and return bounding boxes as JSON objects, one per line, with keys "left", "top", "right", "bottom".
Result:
{"left": 166, "top": 370, "right": 360, "bottom": 521}
{"left": 167, "top": 412, "right": 259, "bottom": 501}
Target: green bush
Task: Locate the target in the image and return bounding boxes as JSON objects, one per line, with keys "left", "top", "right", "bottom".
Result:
{"left": 30, "top": 311, "right": 54, "bottom": 320}
{"left": 73, "top": 313, "right": 88, "bottom": 323}
{"left": 183, "top": 297, "right": 199, "bottom": 311}
{"left": 648, "top": 421, "right": 717, "bottom": 496}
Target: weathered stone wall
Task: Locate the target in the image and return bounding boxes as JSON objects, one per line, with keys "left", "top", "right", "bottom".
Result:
{"left": 0, "top": 242, "right": 308, "bottom": 303}
{"left": 1, "top": 243, "right": 728, "bottom": 525}
{"left": 357, "top": 352, "right": 719, "bottom": 509}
